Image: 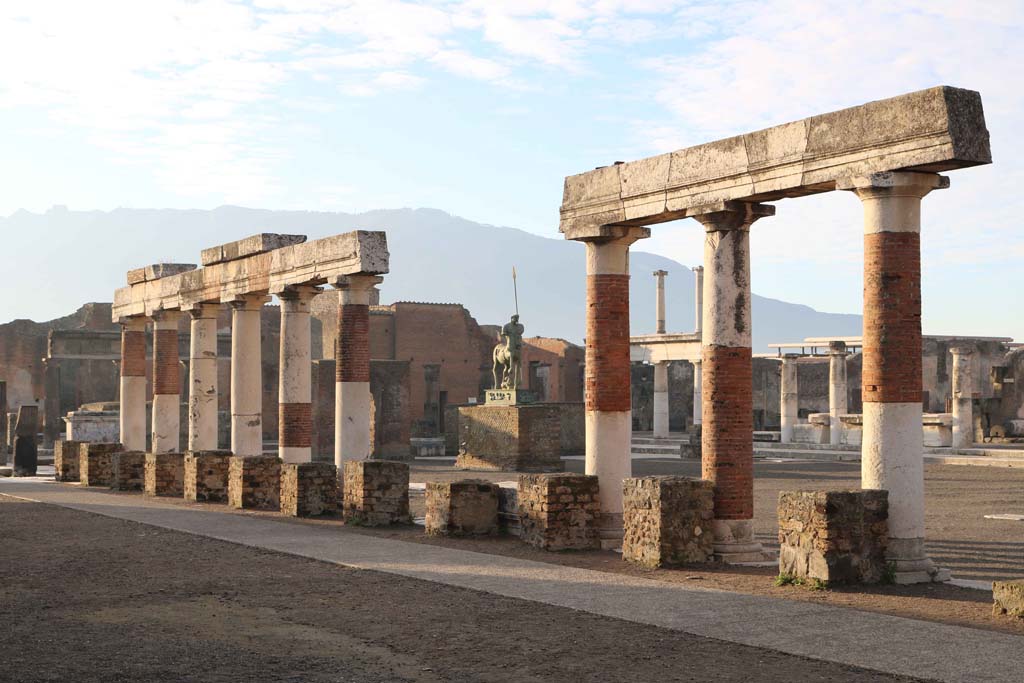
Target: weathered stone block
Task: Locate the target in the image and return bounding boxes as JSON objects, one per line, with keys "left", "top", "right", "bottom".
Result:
{"left": 993, "top": 580, "right": 1024, "bottom": 619}
{"left": 623, "top": 476, "right": 714, "bottom": 567}
{"left": 144, "top": 452, "right": 185, "bottom": 497}
{"left": 342, "top": 460, "right": 410, "bottom": 526}
{"left": 425, "top": 480, "right": 499, "bottom": 537}
{"left": 228, "top": 455, "right": 281, "bottom": 510}
{"left": 12, "top": 436, "right": 38, "bottom": 477}
{"left": 78, "top": 443, "right": 123, "bottom": 487}
{"left": 184, "top": 450, "right": 233, "bottom": 503}
{"left": 281, "top": 462, "right": 338, "bottom": 517}
{"left": 456, "top": 404, "right": 564, "bottom": 472}
{"left": 54, "top": 440, "right": 83, "bottom": 482}
{"left": 518, "top": 474, "right": 601, "bottom": 551}
{"left": 778, "top": 490, "right": 889, "bottom": 585}
{"left": 110, "top": 451, "right": 147, "bottom": 491}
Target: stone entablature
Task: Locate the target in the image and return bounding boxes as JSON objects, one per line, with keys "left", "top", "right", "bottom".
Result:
{"left": 518, "top": 474, "right": 601, "bottom": 551}
{"left": 425, "top": 480, "right": 499, "bottom": 536}
{"left": 622, "top": 477, "right": 714, "bottom": 567}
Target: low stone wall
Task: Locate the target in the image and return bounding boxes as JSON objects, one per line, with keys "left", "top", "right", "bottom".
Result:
{"left": 228, "top": 455, "right": 281, "bottom": 510}
{"left": 54, "top": 440, "right": 82, "bottom": 482}
{"left": 111, "top": 451, "right": 146, "bottom": 491}
{"left": 78, "top": 443, "right": 123, "bottom": 487}
{"left": 993, "top": 580, "right": 1024, "bottom": 618}
{"left": 425, "top": 480, "right": 498, "bottom": 536}
{"left": 518, "top": 473, "right": 600, "bottom": 551}
{"left": 622, "top": 476, "right": 714, "bottom": 567}
{"left": 778, "top": 490, "right": 889, "bottom": 584}
{"left": 456, "top": 404, "right": 563, "bottom": 472}
{"left": 281, "top": 462, "right": 338, "bottom": 517}
{"left": 183, "top": 451, "right": 233, "bottom": 503}
{"left": 145, "top": 453, "right": 185, "bottom": 497}
{"left": 342, "top": 460, "right": 410, "bottom": 526}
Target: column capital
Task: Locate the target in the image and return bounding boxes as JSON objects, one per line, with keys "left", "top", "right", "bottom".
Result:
{"left": 120, "top": 317, "right": 147, "bottom": 332}
{"left": 652, "top": 269, "right": 668, "bottom": 278}
{"left": 949, "top": 344, "right": 975, "bottom": 357}
{"left": 227, "top": 294, "right": 272, "bottom": 311}
{"left": 150, "top": 309, "right": 183, "bottom": 328}
{"left": 837, "top": 171, "right": 949, "bottom": 198}
{"left": 185, "top": 302, "right": 222, "bottom": 319}
{"left": 828, "top": 340, "right": 848, "bottom": 355}
{"left": 277, "top": 284, "right": 322, "bottom": 302}
{"left": 567, "top": 224, "right": 650, "bottom": 246}
{"left": 692, "top": 265, "right": 704, "bottom": 274}
{"left": 781, "top": 353, "right": 801, "bottom": 364}
{"left": 690, "top": 201, "right": 774, "bottom": 232}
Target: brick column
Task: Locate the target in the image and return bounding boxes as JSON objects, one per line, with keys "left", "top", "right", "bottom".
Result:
{"left": 119, "top": 317, "right": 148, "bottom": 452}
{"left": 653, "top": 269, "right": 668, "bottom": 334}
{"left": 230, "top": 294, "right": 270, "bottom": 457}
{"left": 841, "top": 171, "right": 948, "bottom": 584}
{"left": 691, "top": 359, "right": 702, "bottom": 428}
{"left": 780, "top": 355, "right": 799, "bottom": 444}
{"left": 692, "top": 266, "right": 704, "bottom": 334}
{"left": 653, "top": 361, "right": 669, "bottom": 439}
{"left": 334, "top": 275, "right": 382, "bottom": 465}
{"left": 188, "top": 304, "right": 220, "bottom": 452}
{"left": 278, "top": 285, "right": 319, "bottom": 463}
{"left": 693, "top": 201, "right": 773, "bottom": 563}
{"left": 829, "top": 341, "right": 848, "bottom": 446}
{"left": 950, "top": 345, "right": 974, "bottom": 450}
{"left": 151, "top": 310, "right": 183, "bottom": 454}
{"left": 581, "top": 226, "right": 649, "bottom": 547}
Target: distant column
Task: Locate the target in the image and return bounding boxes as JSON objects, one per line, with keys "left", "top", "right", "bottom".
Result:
{"left": 692, "top": 266, "right": 704, "bottom": 334}
{"left": 279, "top": 285, "right": 319, "bottom": 463}
{"left": 780, "top": 355, "right": 799, "bottom": 444}
{"left": 694, "top": 201, "right": 773, "bottom": 563}
{"left": 119, "top": 317, "right": 148, "bottom": 452}
{"left": 335, "top": 275, "right": 382, "bottom": 465}
{"left": 151, "top": 310, "right": 182, "bottom": 454}
{"left": 653, "top": 269, "right": 668, "bottom": 334}
{"left": 188, "top": 304, "right": 220, "bottom": 452}
{"left": 653, "top": 361, "right": 669, "bottom": 438}
{"left": 829, "top": 341, "right": 848, "bottom": 446}
{"left": 692, "top": 359, "right": 702, "bottom": 428}
{"left": 230, "top": 295, "right": 269, "bottom": 457}
{"left": 950, "top": 345, "right": 974, "bottom": 450}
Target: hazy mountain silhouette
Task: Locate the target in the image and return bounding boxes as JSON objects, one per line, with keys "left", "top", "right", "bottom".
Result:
{"left": 0, "top": 206, "right": 861, "bottom": 350}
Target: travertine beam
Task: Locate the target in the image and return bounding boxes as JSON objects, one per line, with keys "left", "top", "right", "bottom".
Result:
{"left": 201, "top": 233, "right": 307, "bottom": 266}
{"left": 127, "top": 263, "right": 197, "bottom": 285}
{"left": 560, "top": 86, "right": 990, "bottom": 239}
{"left": 113, "top": 230, "right": 388, "bottom": 322}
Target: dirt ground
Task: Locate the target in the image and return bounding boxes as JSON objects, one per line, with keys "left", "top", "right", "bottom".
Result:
{"left": 0, "top": 497, "right": 926, "bottom": 683}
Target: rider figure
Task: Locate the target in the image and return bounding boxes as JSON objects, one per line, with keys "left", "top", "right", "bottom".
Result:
{"left": 500, "top": 314, "right": 525, "bottom": 389}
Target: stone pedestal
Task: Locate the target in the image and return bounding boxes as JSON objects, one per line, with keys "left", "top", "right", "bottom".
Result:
{"left": 54, "top": 440, "right": 82, "bottom": 482}
{"left": 456, "top": 404, "right": 563, "bottom": 472}
{"left": 425, "top": 480, "right": 499, "bottom": 536}
{"left": 79, "top": 443, "right": 123, "bottom": 487}
{"left": 145, "top": 452, "right": 185, "bottom": 497}
{"left": 341, "top": 460, "right": 410, "bottom": 526}
{"left": 281, "top": 462, "right": 337, "bottom": 517}
{"left": 518, "top": 474, "right": 600, "bottom": 551}
{"left": 778, "top": 490, "right": 889, "bottom": 585}
{"left": 483, "top": 389, "right": 537, "bottom": 405}
{"left": 12, "top": 436, "right": 38, "bottom": 477}
{"left": 228, "top": 455, "right": 281, "bottom": 510}
{"left": 184, "top": 450, "right": 233, "bottom": 502}
{"left": 622, "top": 476, "right": 714, "bottom": 567}
{"left": 993, "top": 580, "right": 1024, "bottom": 618}
{"left": 111, "top": 451, "right": 147, "bottom": 491}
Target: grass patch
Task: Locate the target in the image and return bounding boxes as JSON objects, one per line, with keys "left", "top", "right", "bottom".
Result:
{"left": 775, "top": 573, "right": 829, "bottom": 591}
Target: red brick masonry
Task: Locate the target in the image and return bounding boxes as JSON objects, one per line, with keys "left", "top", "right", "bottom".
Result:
{"left": 121, "top": 329, "right": 147, "bottom": 377}
{"left": 337, "top": 304, "right": 370, "bottom": 383}
{"left": 585, "top": 274, "right": 630, "bottom": 413}
{"left": 153, "top": 329, "right": 180, "bottom": 395}
{"left": 279, "top": 402, "right": 312, "bottom": 448}
{"left": 701, "top": 345, "right": 753, "bottom": 520}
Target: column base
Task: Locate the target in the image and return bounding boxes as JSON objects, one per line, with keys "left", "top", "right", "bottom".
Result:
{"left": 598, "top": 512, "right": 624, "bottom": 551}
{"left": 887, "top": 537, "right": 951, "bottom": 584}
{"left": 712, "top": 519, "right": 775, "bottom": 564}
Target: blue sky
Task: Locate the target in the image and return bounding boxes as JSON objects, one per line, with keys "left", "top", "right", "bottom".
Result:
{"left": 1, "top": 1, "right": 1022, "bottom": 340}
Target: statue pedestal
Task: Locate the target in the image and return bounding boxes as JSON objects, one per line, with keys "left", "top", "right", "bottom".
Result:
{"left": 456, "top": 403, "right": 563, "bottom": 472}
{"left": 484, "top": 389, "right": 537, "bottom": 406}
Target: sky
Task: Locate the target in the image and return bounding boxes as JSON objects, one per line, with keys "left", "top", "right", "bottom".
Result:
{"left": 1, "top": 0, "right": 1022, "bottom": 339}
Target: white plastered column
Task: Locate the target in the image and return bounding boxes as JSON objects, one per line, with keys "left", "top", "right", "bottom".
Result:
{"left": 780, "top": 355, "right": 798, "bottom": 444}
{"left": 950, "top": 345, "right": 974, "bottom": 450}
{"left": 151, "top": 310, "right": 183, "bottom": 454}
{"left": 230, "top": 294, "right": 269, "bottom": 457}
{"left": 652, "top": 361, "right": 669, "bottom": 438}
{"left": 119, "top": 317, "right": 148, "bottom": 452}
{"left": 278, "top": 285, "right": 319, "bottom": 463}
{"left": 829, "top": 341, "right": 848, "bottom": 446}
{"left": 187, "top": 304, "right": 220, "bottom": 452}
{"left": 653, "top": 269, "right": 668, "bottom": 334}
{"left": 691, "top": 359, "right": 702, "bottom": 428}
{"left": 334, "top": 275, "right": 382, "bottom": 466}
{"left": 692, "top": 266, "right": 704, "bottom": 334}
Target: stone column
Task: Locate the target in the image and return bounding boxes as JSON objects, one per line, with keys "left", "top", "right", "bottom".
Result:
{"left": 694, "top": 201, "right": 773, "bottom": 563}
{"left": 841, "top": 171, "right": 948, "bottom": 583}
{"left": 581, "top": 226, "right": 649, "bottom": 547}
{"left": 780, "top": 354, "right": 799, "bottom": 444}
{"left": 279, "top": 286, "right": 319, "bottom": 463}
{"left": 829, "top": 341, "right": 848, "bottom": 446}
{"left": 653, "top": 269, "right": 668, "bottom": 334}
{"left": 119, "top": 317, "right": 148, "bottom": 452}
{"left": 334, "top": 275, "right": 382, "bottom": 465}
{"left": 950, "top": 345, "right": 974, "bottom": 450}
{"left": 230, "top": 295, "right": 269, "bottom": 457}
{"left": 151, "top": 310, "right": 182, "bottom": 454}
{"left": 187, "top": 304, "right": 220, "bottom": 452}
{"left": 692, "top": 266, "right": 704, "bottom": 334}
{"left": 652, "top": 361, "right": 669, "bottom": 438}
{"left": 691, "top": 359, "right": 702, "bottom": 427}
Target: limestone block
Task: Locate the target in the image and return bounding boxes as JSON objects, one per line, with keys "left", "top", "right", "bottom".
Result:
{"left": 622, "top": 476, "right": 715, "bottom": 567}
{"left": 993, "top": 580, "right": 1024, "bottom": 618}
{"left": 778, "top": 490, "right": 889, "bottom": 584}
{"left": 281, "top": 462, "right": 338, "bottom": 517}
{"left": 110, "top": 451, "right": 146, "bottom": 491}
{"left": 78, "top": 443, "right": 123, "bottom": 487}
{"left": 200, "top": 233, "right": 306, "bottom": 266}
{"left": 183, "top": 450, "right": 233, "bottom": 503}
{"left": 145, "top": 452, "right": 185, "bottom": 497}
{"left": 425, "top": 480, "right": 499, "bottom": 537}
{"left": 518, "top": 474, "right": 601, "bottom": 551}
{"left": 64, "top": 410, "right": 120, "bottom": 443}
{"left": 342, "top": 460, "right": 410, "bottom": 526}
{"left": 228, "top": 455, "right": 281, "bottom": 510}
{"left": 127, "top": 263, "right": 197, "bottom": 285}
{"left": 54, "top": 440, "right": 82, "bottom": 482}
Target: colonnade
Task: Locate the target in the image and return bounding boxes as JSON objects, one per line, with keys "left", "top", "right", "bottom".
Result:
{"left": 649, "top": 266, "right": 703, "bottom": 440}
{"left": 780, "top": 341, "right": 848, "bottom": 445}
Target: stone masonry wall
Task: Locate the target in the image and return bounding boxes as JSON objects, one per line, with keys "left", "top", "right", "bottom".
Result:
{"left": 184, "top": 450, "right": 233, "bottom": 502}
{"left": 145, "top": 453, "right": 185, "bottom": 497}
{"left": 228, "top": 455, "right": 281, "bottom": 510}
{"left": 111, "top": 451, "right": 146, "bottom": 491}
{"left": 993, "top": 580, "right": 1024, "bottom": 619}
{"left": 622, "top": 477, "right": 715, "bottom": 567}
{"left": 54, "top": 439, "right": 82, "bottom": 482}
{"left": 425, "top": 480, "right": 499, "bottom": 536}
{"left": 778, "top": 490, "right": 889, "bottom": 584}
{"left": 281, "top": 462, "right": 338, "bottom": 517}
{"left": 342, "top": 460, "right": 410, "bottom": 526}
{"left": 518, "top": 474, "right": 600, "bottom": 551}
{"left": 78, "top": 442, "right": 123, "bottom": 487}
{"left": 456, "top": 405, "right": 563, "bottom": 472}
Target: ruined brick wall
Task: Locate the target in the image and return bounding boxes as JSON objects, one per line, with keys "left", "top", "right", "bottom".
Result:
{"left": 520, "top": 337, "right": 585, "bottom": 403}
